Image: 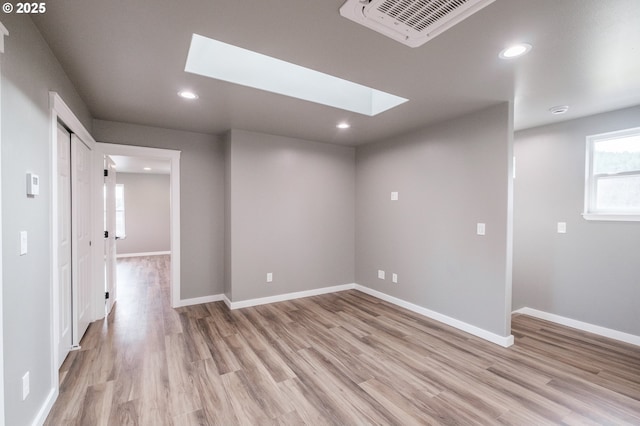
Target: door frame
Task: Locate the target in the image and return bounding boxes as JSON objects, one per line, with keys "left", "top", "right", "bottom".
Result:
{"left": 104, "top": 155, "right": 117, "bottom": 315}
{"left": 48, "top": 92, "right": 96, "bottom": 397}
{"left": 0, "top": 20, "right": 9, "bottom": 426}
{"left": 94, "top": 143, "right": 181, "bottom": 308}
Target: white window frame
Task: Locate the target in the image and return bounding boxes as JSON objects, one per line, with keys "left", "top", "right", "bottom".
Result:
{"left": 583, "top": 126, "right": 640, "bottom": 222}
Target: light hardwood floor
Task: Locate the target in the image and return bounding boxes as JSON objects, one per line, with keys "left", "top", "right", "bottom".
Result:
{"left": 45, "top": 255, "right": 640, "bottom": 425}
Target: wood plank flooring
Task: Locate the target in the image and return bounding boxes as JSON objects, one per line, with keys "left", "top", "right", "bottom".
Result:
{"left": 45, "top": 255, "right": 640, "bottom": 425}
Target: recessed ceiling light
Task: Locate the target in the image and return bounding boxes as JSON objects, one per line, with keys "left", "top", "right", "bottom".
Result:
{"left": 337, "top": 122, "right": 351, "bottom": 129}
{"left": 549, "top": 105, "right": 569, "bottom": 115}
{"left": 143, "top": 167, "right": 152, "bottom": 171}
{"left": 499, "top": 43, "right": 532, "bottom": 59}
{"left": 178, "top": 90, "right": 199, "bottom": 100}
{"left": 185, "top": 34, "right": 408, "bottom": 116}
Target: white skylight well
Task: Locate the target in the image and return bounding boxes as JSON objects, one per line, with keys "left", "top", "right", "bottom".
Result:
{"left": 184, "top": 34, "right": 408, "bottom": 116}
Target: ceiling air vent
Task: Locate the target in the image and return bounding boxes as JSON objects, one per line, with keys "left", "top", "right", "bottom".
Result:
{"left": 340, "top": 0, "right": 495, "bottom": 48}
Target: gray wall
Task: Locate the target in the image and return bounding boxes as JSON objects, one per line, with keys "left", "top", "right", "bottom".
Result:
{"left": 92, "top": 120, "right": 225, "bottom": 300}
{"left": 227, "top": 130, "right": 355, "bottom": 302}
{"left": 355, "top": 103, "right": 513, "bottom": 337}
{"left": 513, "top": 105, "right": 640, "bottom": 336}
{"left": 116, "top": 172, "right": 170, "bottom": 255}
{"left": 1, "top": 14, "right": 93, "bottom": 426}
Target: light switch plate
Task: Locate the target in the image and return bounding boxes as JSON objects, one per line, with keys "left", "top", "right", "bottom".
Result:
{"left": 377, "top": 270, "right": 385, "bottom": 280}
{"left": 390, "top": 192, "right": 398, "bottom": 201}
{"left": 557, "top": 222, "right": 567, "bottom": 233}
{"left": 392, "top": 273, "right": 398, "bottom": 283}
{"left": 266, "top": 272, "right": 273, "bottom": 283}
{"left": 22, "top": 372, "right": 29, "bottom": 400}
{"left": 477, "top": 223, "right": 486, "bottom": 236}
{"left": 20, "top": 231, "right": 28, "bottom": 255}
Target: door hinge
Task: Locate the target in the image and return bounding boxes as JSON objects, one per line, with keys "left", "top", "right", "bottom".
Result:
{"left": 105, "top": 291, "right": 110, "bottom": 300}
{"left": 104, "top": 230, "right": 109, "bottom": 238}
{"left": 104, "top": 169, "right": 108, "bottom": 177}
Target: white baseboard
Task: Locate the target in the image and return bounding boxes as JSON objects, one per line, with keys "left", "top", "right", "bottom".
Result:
{"left": 224, "top": 283, "right": 357, "bottom": 310}
{"left": 32, "top": 386, "right": 58, "bottom": 426}
{"left": 354, "top": 285, "right": 514, "bottom": 348}
{"left": 219, "top": 282, "right": 512, "bottom": 348}
{"left": 174, "top": 293, "right": 225, "bottom": 308}
{"left": 513, "top": 307, "right": 640, "bottom": 347}
{"left": 116, "top": 251, "right": 170, "bottom": 258}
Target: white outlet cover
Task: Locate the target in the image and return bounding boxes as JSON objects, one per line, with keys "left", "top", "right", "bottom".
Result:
{"left": 377, "top": 270, "right": 385, "bottom": 280}
{"left": 392, "top": 273, "right": 398, "bottom": 283}
{"left": 476, "top": 223, "right": 486, "bottom": 236}
{"left": 557, "top": 222, "right": 567, "bottom": 233}
{"left": 266, "top": 272, "right": 273, "bottom": 282}
{"left": 391, "top": 192, "right": 399, "bottom": 201}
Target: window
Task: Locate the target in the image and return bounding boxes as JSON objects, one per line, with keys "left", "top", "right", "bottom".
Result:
{"left": 115, "top": 184, "right": 126, "bottom": 238}
{"left": 584, "top": 127, "right": 640, "bottom": 221}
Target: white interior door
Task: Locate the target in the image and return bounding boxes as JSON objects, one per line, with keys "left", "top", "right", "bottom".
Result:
{"left": 71, "top": 134, "right": 92, "bottom": 345}
{"left": 104, "top": 156, "right": 117, "bottom": 314}
{"left": 57, "top": 125, "right": 72, "bottom": 367}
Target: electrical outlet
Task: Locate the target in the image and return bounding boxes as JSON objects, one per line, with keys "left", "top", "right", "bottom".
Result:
{"left": 392, "top": 273, "right": 398, "bottom": 283}
{"left": 266, "top": 272, "right": 273, "bottom": 283}
{"left": 476, "top": 223, "right": 486, "bottom": 236}
{"left": 391, "top": 192, "right": 399, "bottom": 201}
{"left": 22, "top": 372, "right": 29, "bottom": 400}
{"left": 557, "top": 222, "right": 567, "bottom": 233}
{"left": 377, "top": 270, "right": 385, "bottom": 280}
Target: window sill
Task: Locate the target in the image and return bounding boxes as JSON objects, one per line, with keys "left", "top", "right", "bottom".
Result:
{"left": 582, "top": 213, "right": 640, "bottom": 222}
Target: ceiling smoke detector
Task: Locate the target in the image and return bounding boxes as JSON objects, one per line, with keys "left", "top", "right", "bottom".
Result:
{"left": 340, "top": 0, "right": 496, "bottom": 48}
{"left": 549, "top": 105, "right": 569, "bottom": 115}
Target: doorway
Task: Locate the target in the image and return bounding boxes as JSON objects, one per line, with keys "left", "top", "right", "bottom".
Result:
{"left": 103, "top": 153, "right": 172, "bottom": 312}
{"left": 96, "top": 143, "right": 181, "bottom": 308}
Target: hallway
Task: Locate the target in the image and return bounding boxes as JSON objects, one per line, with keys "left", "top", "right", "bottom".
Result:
{"left": 46, "top": 255, "right": 176, "bottom": 424}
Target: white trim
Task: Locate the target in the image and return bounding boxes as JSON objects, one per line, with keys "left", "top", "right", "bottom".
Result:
{"left": 355, "top": 285, "right": 514, "bottom": 347}
{"left": 224, "top": 284, "right": 357, "bottom": 310}
{"left": 95, "top": 143, "right": 181, "bottom": 308}
{"left": 0, "top": 21, "right": 8, "bottom": 53}
{"left": 91, "top": 149, "right": 105, "bottom": 319}
{"left": 174, "top": 294, "right": 225, "bottom": 308}
{"left": 31, "top": 387, "right": 58, "bottom": 426}
{"left": 50, "top": 94, "right": 95, "bottom": 151}
{"left": 116, "top": 251, "right": 171, "bottom": 258}
{"left": 582, "top": 213, "right": 640, "bottom": 222}
{"left": 513, "top": 307, "right": 640, "bottom": 347}
{"left": 0, "top": 20, "right": 7, "bottom": 426}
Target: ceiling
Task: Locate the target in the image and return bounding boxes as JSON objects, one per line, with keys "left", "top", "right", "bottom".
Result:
{"left": 110, "top": 155, "right": 171, "bottom": 175}
{"left": 33, "top": 0, "right": 640, "bottom": 146}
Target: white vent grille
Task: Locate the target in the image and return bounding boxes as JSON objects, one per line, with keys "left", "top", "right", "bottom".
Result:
{"left": 376, "top": 0, "right": 470, "bottom": 33}
{"left": 340, "top": 0, "right": 495, "bottom": 47}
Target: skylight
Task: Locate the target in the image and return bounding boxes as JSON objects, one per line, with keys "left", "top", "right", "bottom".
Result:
{"left": 184, "top": 34, "right": 408, "bottom": 116}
